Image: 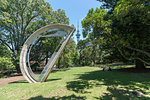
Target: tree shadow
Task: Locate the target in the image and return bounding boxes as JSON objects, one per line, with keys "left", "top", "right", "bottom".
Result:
{"left": 66, "top": 80, "right": 93, "bottom": 93}
{"left": 66, "top": 70, "right": 150, "bottom": 99}
{"left": 8, "top": 80, "right": 28, "bottom": 84}
{"left": 8, "top": 68, "right": 69, "bottom": 84}
{"left": 8, "top": 78, "right": 61, "bottom": 84}
{"left": 9, "top": 81, "right": 28, "bottom": 84}
{"left": 29, "top": 94, "right": 86, "bottom": 100}
{"left": 95, "top": 87, "right": 150, "bottom": 100}
{"left": 116, "top": 68, "right": 150, "bottom": 73}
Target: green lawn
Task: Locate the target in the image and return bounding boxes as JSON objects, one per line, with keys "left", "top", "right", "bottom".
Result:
{"left": 0, "top": 66, "right": 150, "bottom": 100}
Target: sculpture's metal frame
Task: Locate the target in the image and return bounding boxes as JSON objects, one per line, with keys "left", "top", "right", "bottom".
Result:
{"left": 20, "top": 24, "right": 75, "bottom": 83}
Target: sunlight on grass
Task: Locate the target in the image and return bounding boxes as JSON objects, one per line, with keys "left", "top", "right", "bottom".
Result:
{"left": 0, "top": 66, "right": 150, "bottom": 100}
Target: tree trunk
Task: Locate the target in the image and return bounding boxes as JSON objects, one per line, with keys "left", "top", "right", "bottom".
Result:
{"left": 45, "top": 52, "right": 49, "bottom": 65}
{"left": 15, "top": 64, "right": 21, "bottom": 73}
{"left": 135, "top": 59, "right": 145, "bottom": 69}
{"left": 92, "top": 45, "right": 96, "bottom": 65}
{"left": 79, "top": 52, "right": 82, "bottom": 65}
{"left": 13, "top": 58, "right": 21, "bottom": 73}
{"left": 57, "top": 58, "right": 61, "bottom": 69}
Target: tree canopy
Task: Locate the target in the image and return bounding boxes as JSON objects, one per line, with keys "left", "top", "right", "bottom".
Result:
{"left": 81, "top": 0, "right": 150, "bottom": 68}
{"left": 112, "top": 0, "right": 150, "bottom": 68}
{"left": 0, "top": 0, "right": 70, "bottom": 72}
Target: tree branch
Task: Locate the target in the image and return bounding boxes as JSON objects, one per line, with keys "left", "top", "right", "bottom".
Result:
{"left": 23, "top": 14, "right": 39, "bottom": 34}
{"left": 117, "top": 47, "right": 150, "bottom": 65}
{"left": 125, "top": 46, "right": 150, "bottom": 58}
{"left": 0, "top": 38, "right": 15, "bottom": 53}
{"left": 20, "top": 5, "right": 27, "bottom": 45}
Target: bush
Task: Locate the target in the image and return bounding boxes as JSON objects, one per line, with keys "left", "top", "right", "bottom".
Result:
{"left": 0, "top": 57, "right": 15, "bottom": 71}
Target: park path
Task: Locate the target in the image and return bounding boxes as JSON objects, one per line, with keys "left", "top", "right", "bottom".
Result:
{"left": 0, "top": 76, "right": 24, "bottom": 87}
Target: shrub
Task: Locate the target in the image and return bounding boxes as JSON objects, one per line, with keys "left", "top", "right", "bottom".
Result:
{"left": 0, "top": 57, "right": 15, "bottom": 71}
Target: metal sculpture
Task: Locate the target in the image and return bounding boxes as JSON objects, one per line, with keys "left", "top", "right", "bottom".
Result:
{"left": 20, "top": 24, "right": 75, "bottom": 83}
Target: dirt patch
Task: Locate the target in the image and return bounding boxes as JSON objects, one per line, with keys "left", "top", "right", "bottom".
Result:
{"left": 0, "top": 76, "right": 24, "bottom": 87}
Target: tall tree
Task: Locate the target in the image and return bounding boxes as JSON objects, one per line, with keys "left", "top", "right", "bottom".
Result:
{"left": 112, "top": 0, "right": 150, "bottom": 68}
{"left": 82, "top": 8, "right": 111, "bottom": 65}
{"left": 35, "top": 9, "right": 69, "bottom": 66}
{"left": 0, "top": 0, "right": 69, "bottom": 72}
{"left": 77, "top": 39, "right": 89, "bottom": 65}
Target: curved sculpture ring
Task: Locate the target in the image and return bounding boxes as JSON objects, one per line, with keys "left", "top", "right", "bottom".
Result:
{"left": 20, "top": 24, "right": 75, "bottom": 83}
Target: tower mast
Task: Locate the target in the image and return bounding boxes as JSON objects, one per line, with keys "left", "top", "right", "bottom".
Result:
{"left": 76, "top": 21, "right": 80, "bottom": 42}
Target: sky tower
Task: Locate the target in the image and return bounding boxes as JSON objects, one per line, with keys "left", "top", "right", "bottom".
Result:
{"left": 76, "top": 21, "right": 80, "bottom": 43}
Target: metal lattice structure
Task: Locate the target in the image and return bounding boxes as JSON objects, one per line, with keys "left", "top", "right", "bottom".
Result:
{"left": 20, "top": 24, "right": 75, "bottom": 83}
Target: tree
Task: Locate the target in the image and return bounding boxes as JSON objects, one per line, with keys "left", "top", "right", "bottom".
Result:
{"left": 112, "top": 0, "right": 150, "bottom": 69}
{"left": 81, "top": 8, "right": 112, "bottom": 65}
{"left": 52, "top": 9, "right": 69, "bottom": 24}
{"left": 77, "top": 40, "right": 88, "bottom": 65}
{"left": 0, "top": 43, "right": 14, "bottom": 71}
{"left": 97, "top": 0, "right": 119, "bottom": 10}
{"left": 0, "top": 57, "right": 15, "bottom": 71}
{"left": 96, "top": 0, "right": 150, "bottom": 69}
{"left": 57, "top": 38, "right": 79, "bottom": 68}
{"left": 80, "top": 46, "right": 93, "bottom": 66}
{"left": 0, "top": 0, "right": 69, "bottom": 72}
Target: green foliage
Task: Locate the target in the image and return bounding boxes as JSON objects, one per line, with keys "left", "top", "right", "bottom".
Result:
{"left": 82, "top": 0, "right": 150, "bottom": 67}
{"left": 0, "top": 57, "right": 15, "bottom": 71}
{"left": 80, "top": 46, "right": 93, "bottom": 65}
{"left": 82, "top": 8, "right": 110, "bottom": 38}
{"left": 77, "top": 40, "right": 92, "bottom": 66}
{"left": 0, "top": 0, "right": 70, "bottom": 71}
{"left": 58, "top": 39, "right": 79, "bottom": 68}
{"left": 81, "top": 8, "right": 112, "bottom": 65}
{"left": 0, "top": 0, "right": 8, "bottom": 9}
{"left": 52, "top": 9, "right": 69, "bottom": 24}
{"left": 97, "top": 0, "right": 119, "bottom": 9}
{"left": 0, "top": 43, "right": 11, "bottom": 57}
{"left": 111, "top": 0, "right": 150, "bottom": 67}
{"left": 72, "top": 50, "right": 80, "bottom": 66}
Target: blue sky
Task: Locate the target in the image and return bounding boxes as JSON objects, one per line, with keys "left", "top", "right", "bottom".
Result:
{"left": 46, "top": 0, "right": 102, "bottom": 43}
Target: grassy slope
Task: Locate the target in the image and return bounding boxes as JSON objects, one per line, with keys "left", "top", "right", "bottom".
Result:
{"left": 0, "top": 66, "right": 150, "bottom": 100}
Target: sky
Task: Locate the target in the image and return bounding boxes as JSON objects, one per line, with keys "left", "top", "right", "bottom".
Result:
{"left": 46, "top": 0, "right": 102, "bottom": 43}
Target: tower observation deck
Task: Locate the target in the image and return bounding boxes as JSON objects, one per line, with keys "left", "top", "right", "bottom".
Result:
{"left": 76, "top": 21, "right": 80, "bottom": 42}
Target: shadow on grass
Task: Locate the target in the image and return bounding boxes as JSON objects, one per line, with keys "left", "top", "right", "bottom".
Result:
{"left": 9, "top": 78, "right": 61, "bottom": 84}
{"left": 95, "top": 86, "right": 150, "bottom": 100}
{"left": 66, "top": 70, "right": 150, "bottom": 99}
{"left": 116, "top": 68, "right": 150, "bottom": 73}
{"left": 29, "top": 94, "right": 86, "bottom": 100}
{"left": 9, "top": 81, "right": 28, "bottom": 84}
{"left": 8, "top": 80, "right": 28, "bottom": 84}
{"left": 7, "top": 68, "right": 70, "bottom": 84}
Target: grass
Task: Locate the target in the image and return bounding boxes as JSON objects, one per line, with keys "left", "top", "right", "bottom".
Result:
{"left": 0, "top": 66, "right": 150, "bottom": 100}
